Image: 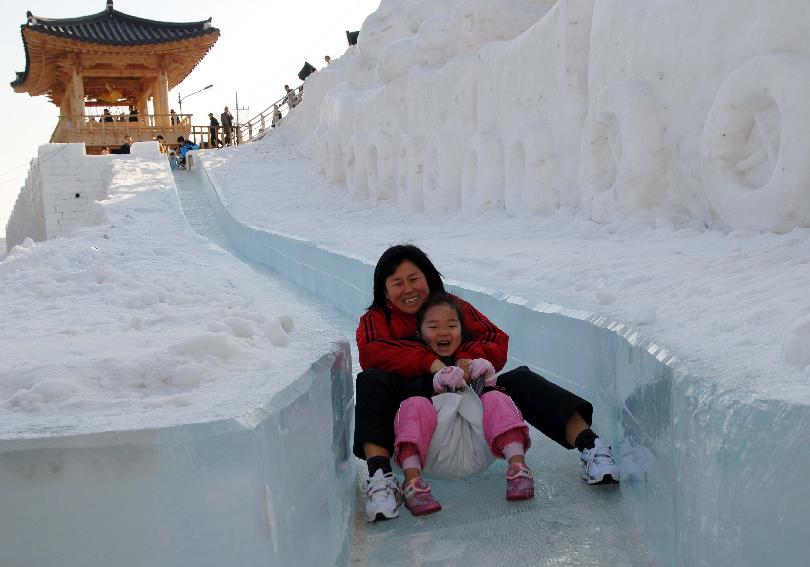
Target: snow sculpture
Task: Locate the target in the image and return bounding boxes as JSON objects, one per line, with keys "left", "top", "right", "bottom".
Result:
{"left": 366, "top": 131, "right": 397, "bottom": 201}
{"left": 323, "top": 132, "right": 344, "bottom": 183}
{"left": 358, "top": 0, "right": 417, "bottom": 69}
{"left": 396, "top": 134, "right": 425, "bottom": 211}
{"left": 505, "top": 122, "right": 557, "bottom": 214}
{"left": 461, "top": 130, "right": 504, "bottom": 212}
{"left": 701, "top": 54, "right": 810, "bottom": 233}
{"left": 377, "top": 37, "right": 416, "bottom": 84}
{"left": 407, "top": 0, "right": 451, "bottom": 34}
{"left": 580, "top": 80, "right": 665, "bottom": 223}
{"left": 423, "top": 132, "right": 463, "bottom": 211}
{"left": 446, "top": 0, "right": 546, "bottom": 58}
{"left": 314, "top": 125, "right": 329, "bottom": 174}
{"left": 292, "top": 0, "right": 810, "bottom": 232}
{"left": 345, "top": 133, "right": 369, "bottom": 199}
{"left": 414, "top": 13, "right": 451, "bottom": 68}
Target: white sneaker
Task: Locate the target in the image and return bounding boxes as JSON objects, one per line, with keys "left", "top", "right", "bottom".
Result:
{"left": 580, "top": 437, "right": 619, "bottom": 484}
{"left": 364, "top": 469, "right": 402, "bottom": 522}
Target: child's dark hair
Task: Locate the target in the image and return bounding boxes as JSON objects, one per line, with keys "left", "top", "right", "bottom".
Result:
{"left": 416, "top": 293, "right": 471, "bottom": 343}
{"left": 369, "top": 244, "right": 446, "bottom": 311}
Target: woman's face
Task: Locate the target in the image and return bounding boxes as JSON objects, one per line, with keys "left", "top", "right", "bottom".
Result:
{"left": 384, "top": 260, "right": 431, "bottom": 315}
{"left": 419, "top": 303, "right": 462, "bottom": 357}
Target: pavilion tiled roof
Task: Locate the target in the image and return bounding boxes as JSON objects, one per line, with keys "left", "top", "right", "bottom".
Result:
{"left": 12, "top": 1, "right": 219, "bottom": 87}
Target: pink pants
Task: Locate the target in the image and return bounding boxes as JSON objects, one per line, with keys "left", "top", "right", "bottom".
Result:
{"left": 393, "top": 391, "right": 531, "bottom": 467}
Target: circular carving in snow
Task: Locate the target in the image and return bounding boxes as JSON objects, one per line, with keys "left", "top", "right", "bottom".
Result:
{"left": 367, "top": 131, "right": 397, "bottom": 201}
{"left": 580, "top": 80, "right": 665, "bottom": 223}
{"left": 701, "top": 54, "right": 810, "bottom": 232}
{"left": 461, "top": 131, "right": 504, "bottom": 213}
{"left": 505, "top": 122, "right": 557, "bottom": 214}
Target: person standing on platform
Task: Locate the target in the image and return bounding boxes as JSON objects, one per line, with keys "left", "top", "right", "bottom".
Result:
{"left": 208, "top": 112, "right": 220, "bottom": 148}
{"left": 220, "top": 106, "right": 234, "bottom": 146}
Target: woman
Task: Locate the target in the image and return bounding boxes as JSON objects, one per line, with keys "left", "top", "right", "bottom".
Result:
{"left": 356, "top": 244, "right": 618, "bottom": 522}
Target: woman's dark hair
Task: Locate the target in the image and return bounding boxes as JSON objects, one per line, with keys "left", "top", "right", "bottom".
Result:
{"left": 370, "top": 244, "right": 446, "bottom": 311}
{"left": 416, "top": 293, "right": 471, "bottom": 343}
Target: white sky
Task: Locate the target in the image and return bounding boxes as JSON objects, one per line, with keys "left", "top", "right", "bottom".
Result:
{"left": 0, "top": 0, "right": 380, "bottom": 237}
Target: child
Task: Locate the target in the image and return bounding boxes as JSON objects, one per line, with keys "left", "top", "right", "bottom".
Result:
{"left": 393, "top": 293, "right": 534, "bottom": 516}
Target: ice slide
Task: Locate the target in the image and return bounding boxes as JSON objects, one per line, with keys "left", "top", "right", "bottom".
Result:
{"left": 185, "top": 154, "right": 810, "bottom": 567}
{"left": 173, "top": 161, "right": 654, "bottom": 565}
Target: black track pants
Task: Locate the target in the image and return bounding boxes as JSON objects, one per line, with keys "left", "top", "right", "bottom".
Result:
{"left": 496, "top": 366, "right": 592, "bottom": 449}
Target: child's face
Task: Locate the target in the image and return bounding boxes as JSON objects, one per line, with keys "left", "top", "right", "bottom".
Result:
{"left": 419, "top": 303, "right": 462, "bottom": 358}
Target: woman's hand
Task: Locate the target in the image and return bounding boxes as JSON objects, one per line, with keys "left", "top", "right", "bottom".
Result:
{"left": 429, "top": 359, "right": 447, "bottom": 374}
{"left": 455, "top": 358, "right": 473, "bottom": 383}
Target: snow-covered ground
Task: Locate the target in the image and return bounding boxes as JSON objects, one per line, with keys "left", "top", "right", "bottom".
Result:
{"left": 0, "top": 154, "right": 339, "bottom": 438}
{"left": 203, "top": 132, "right": 810, "bottom": 405}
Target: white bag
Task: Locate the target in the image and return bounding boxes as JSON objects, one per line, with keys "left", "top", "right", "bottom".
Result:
{"left": 422, "top": 388, "right": 496, "bottom": 480}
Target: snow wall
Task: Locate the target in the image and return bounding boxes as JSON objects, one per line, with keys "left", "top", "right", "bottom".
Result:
{"left": 287, "top": 0, "right": 810, "bottom": 233}
{"left": 5, "top": 144, "right": 113, "bottom": 252}
{"left": 196, "top": 153, "right": 810, "bottom": 567}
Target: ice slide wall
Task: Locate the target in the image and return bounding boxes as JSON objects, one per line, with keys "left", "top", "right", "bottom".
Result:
{"left": 195, "top": 152, "right": 810, "bottom": 567}
{"left": 289, "top": 0, "right": 810, "bottom": 233}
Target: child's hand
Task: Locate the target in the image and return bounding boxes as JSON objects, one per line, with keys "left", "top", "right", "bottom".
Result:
{"left": 470, "top": 358, "right": 497, "bottom": 387}
{"left": 455, "top": 358, "right": 473, "bottom": 382}
{"left": 433, "top": 366, "right": 467, "bottom": 393}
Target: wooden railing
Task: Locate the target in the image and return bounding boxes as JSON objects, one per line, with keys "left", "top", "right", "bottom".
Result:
{"left": 51, "top": 114, "right": 192, "bottom": 147}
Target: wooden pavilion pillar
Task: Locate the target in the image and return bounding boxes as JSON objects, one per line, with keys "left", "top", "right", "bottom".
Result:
{"left": 153, "top": 66, "right": 171, "bottom": 128}
{"left": 67, "top": 53, "right": 85, "bottom": 122}
{"left": 137, "top": 95, "right": 149, "bottom": 124}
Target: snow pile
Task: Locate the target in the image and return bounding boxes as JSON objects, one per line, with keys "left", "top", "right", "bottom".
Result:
{"left": 0, "top": 155, "right": 336, "bottom": 438}
{"left": 284, "top": 0, "right": 810, "bottom": 233}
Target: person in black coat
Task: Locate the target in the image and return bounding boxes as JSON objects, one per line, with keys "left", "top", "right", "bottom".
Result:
{"left": 208, "top": 113, "right": 220, "bottom": 147}
{"left": 112, "top": 135, "right": 132, "bottom": 154}
{"left": 220, "top": 106, "right": 234, "bottom": 146}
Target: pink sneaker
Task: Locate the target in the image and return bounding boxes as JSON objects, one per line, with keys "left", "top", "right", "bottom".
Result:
{"left": 505, "top": 462, "right": 535, "bottom": 501}
{"left": 402, "top": 477, "right": 442, "bottom": 516}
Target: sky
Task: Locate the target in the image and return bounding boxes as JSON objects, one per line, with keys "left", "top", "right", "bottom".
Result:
{"left": 0, "top": 0, "right": 380, "bottom": 237}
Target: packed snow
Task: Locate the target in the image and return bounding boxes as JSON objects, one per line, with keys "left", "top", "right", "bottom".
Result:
{"left": 0, "top": 155, "right": 339, "bottom": 438}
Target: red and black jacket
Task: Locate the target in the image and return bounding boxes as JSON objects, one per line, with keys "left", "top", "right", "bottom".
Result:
{"left": 356, "top": 294, "right": 509, "bottom": 379}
